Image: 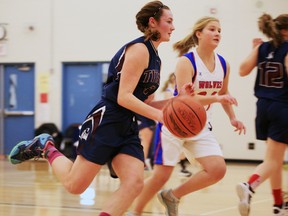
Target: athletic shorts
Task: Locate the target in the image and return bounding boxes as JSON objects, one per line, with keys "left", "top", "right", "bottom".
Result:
{"left": 256, "top": 98, "right": 288, "bottom": 144}
{"left": 77, "top": 99, "right": 144, "bottom": 165}
{"left": 153, "top": 123, "right": 223, "bottom": 166}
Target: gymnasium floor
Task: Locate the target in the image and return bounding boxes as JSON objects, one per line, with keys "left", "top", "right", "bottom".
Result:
{"left": 0, "top": 157, "right": 287, "bottom": 216}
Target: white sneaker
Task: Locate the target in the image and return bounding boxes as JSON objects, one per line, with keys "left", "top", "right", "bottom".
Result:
{"left": 273, "top": 205, "right": 284, "bottom": 215}
{"left": 236, "top": 182, "right": 254, "bottom": 216}
{"left": 157, "top": 189, "right": 180, "bottom": 216}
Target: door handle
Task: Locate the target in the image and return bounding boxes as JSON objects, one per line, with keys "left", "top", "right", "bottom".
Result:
{"left": 4, "top": 110, "right": 34, "bottom": 116}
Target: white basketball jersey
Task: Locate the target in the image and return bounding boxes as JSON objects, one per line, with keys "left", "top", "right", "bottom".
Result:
{"left": 190, "top": 49, "right": 226, "bottom": 124}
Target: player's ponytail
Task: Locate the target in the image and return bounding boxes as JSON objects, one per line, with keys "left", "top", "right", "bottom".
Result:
{"left": 173, "top": 16, "right": 220, "bottom": 57}
{"left": 258, "top": 13, "right": 288, "bottom": 47}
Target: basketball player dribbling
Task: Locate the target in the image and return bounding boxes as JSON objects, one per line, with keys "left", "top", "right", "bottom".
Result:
{"left": 129, "top": 16, "right": 246, "bottom": 216}
{"left": 8, "top": 1, "right": 177, "bottom": 216}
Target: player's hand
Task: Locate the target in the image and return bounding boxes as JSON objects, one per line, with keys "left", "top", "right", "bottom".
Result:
{"left": 179, "top": 82, "right": 195, "bottom": 96}
{"left": 252, "top": 38, "right": 263, "bottom": 48}
{"left": 230, "top": 118, "right": 246, "bottom": 135}
{"left": 217, "top": 95, "right": 238, "bottom": 106}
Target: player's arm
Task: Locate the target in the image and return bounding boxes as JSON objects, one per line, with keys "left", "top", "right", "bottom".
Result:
{"left": 175, "top": 56, "right": 193, "bottom": 92}
{"left": 218, "top": 63, "right": 237, "bottom": 119}
{"left": 239, "top": 44, "right": 261, "bottom": 77}
{"left": 143, "top": 93, "right": 170, "bottom": 110}
{"left": 117, "top": 43, "right": 163, "bottom": 123}
{"left": 219, "top": 63, "right": 246, "bottom": 134}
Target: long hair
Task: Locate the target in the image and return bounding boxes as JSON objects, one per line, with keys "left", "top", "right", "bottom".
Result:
{"left": 258, "top": 13, "right": 288, "bottom": 47}
{"left": 173, "top": 16, "right": 219, "bottom": 57}
{"left": 161, "top": 73, "right": 175, "bottom": 92}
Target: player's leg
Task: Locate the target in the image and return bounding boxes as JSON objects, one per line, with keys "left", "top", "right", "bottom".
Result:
{"left": 101, "top": 153, "right": 144, "bottom": 216}
{"left": 267, "top": 139, "right": 286, "bottom": 215}
{"left": 139, "top": 127, "right": 154, "bottom": 159}
{"left": 236, "top": 139, "right": 286, "bottom": 216}
{"left": 50, "top": 154, "right": 101, "bottom": 194}
{"left": 131, "top": 125, "right": 182, "bottom": 215}
{"left": 132, "top": 165, "right": 174, "bottom": 214}
{"left": 173, "top": 155, "right": 226, "bottom": 197}
{"left": 157, "top": 130, "right": 225, "bottom": 216}
{"left": 9, "top": 133, "right": 101, "bottom": 194}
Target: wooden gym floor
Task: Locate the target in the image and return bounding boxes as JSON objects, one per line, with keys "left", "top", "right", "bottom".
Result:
{"left": 0, "top": 157, "right": 287, "bottom": 216}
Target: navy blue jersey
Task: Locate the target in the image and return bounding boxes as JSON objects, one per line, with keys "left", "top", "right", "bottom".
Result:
{"left": 254, "top": 41, "right": 288, "bottom": 102}
{"left": 103, "top": 36, "right": 161, "bottom": 103}
{"left": 77, "top": 36, "right": 161, "bottom": 165}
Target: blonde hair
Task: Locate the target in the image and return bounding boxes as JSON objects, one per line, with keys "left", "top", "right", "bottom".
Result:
{"left": 258, "top": 13, "right": 288, "bottom": 47}
{"left": 162, "top": 73, "right": 175, "bottom": 92}
{"left": 173, "top": 16, "right": 219, "bottom": 57}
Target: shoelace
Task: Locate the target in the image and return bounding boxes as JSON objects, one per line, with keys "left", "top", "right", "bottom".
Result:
{"left": 20, "top": 148, "right": 43, "bottom": 161}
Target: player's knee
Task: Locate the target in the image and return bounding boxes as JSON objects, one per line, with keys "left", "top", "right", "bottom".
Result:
{"left": 123, "top": 176, "right": 144, "bottom": 197}
{"left": 209, "top": 164, "right": 226, "bottom": 182}
{"left": 64, "top": 181, "right": 87, "bottom": 194}
{"left": 66, "top": 185, "right": 85, "bottom": 195}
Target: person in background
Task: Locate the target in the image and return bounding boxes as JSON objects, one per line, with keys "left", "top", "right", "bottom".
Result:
{"left": 236, "top": 13, "right": 288, "bottom": 216}
{"left": 8, "top": 2, "right": 176, "bottom": 216}
{"left": 129, "top": 16, "right": 246, "bottom": 216}
{"left": 136, "top": 114, "right": 156, "bottom": 171}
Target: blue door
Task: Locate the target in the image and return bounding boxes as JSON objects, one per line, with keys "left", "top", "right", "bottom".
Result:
{"left": 0, "top": 64, "right": 35, "bottom": 155}
{"left": 62, "top": 63, "right": 106, "bottom": 131}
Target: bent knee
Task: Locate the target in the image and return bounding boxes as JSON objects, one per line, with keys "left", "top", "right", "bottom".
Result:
{"left": 209, "top": 165, "right": 226, "bottom": 182}
{"left": 122, "top": 177, "right": 144, "bottom": 196}
{"left": 64, "top": 182, "right": 87, "bottom": 195}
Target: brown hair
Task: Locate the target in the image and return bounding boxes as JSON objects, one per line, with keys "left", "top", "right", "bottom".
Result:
{"left": 173, "top": 16, "right": 219, "bottom": 57}
{"left": 136, "top": 1, "right": 170, "bottom": 41}
{"left": 258, "top": 13, "right": 288, "bottom": 47}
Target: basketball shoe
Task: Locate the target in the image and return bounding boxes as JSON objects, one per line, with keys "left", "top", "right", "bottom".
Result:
{"left": 273, "top": 205, "right": 286, "bottom": 215}
{"left": 272, "top": 195, "right": 288, "bottom": 216}
{"left": 9, "top": 133, "right": 54, "bottom": 164}
{"left": 236, "top": 182, "right": 255, "bottom": 216}
{"left": 157, "top": 189, "right": 180, "bottom": 216}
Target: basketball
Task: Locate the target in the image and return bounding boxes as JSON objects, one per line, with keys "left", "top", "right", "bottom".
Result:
{"left": 163, "top": 95, "right": 207, "bottom": 138}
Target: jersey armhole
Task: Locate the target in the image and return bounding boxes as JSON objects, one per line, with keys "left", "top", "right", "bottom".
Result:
{"left": 183, "top": 52, "right": 197, "bottom": 82}
{"left": 217, "top": 54, "right": 227, "bottom": 78}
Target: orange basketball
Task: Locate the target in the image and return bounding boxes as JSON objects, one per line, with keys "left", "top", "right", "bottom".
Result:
{"left": 163, "top": 95, "right": 207, "bottom": 138}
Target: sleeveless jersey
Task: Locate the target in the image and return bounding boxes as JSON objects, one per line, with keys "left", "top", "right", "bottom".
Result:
{"left": 102, "top": 36, "right": 161, "bottom": 103}
{"left": 255, "top": 41, "right": 288, "bottom": 103}
{"left": 183, "top": 49, "right": 226, "bottom": 123}
{"left": 77, "top": 37, "right": 161, "bottom": 164}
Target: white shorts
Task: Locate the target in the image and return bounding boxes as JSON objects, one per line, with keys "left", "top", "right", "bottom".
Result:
{"left": 153, "top": 124, "right": 223, "bottom": 166}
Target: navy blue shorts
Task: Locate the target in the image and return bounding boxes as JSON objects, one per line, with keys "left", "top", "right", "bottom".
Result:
{"left": 77, "top": 99, "right": 144, "bottom": 165}
{"left": 256, "top": 98, "right": 288, "bottom": 144}
{"left": 136, "top": 114, "right": 156, "bottom": 130}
